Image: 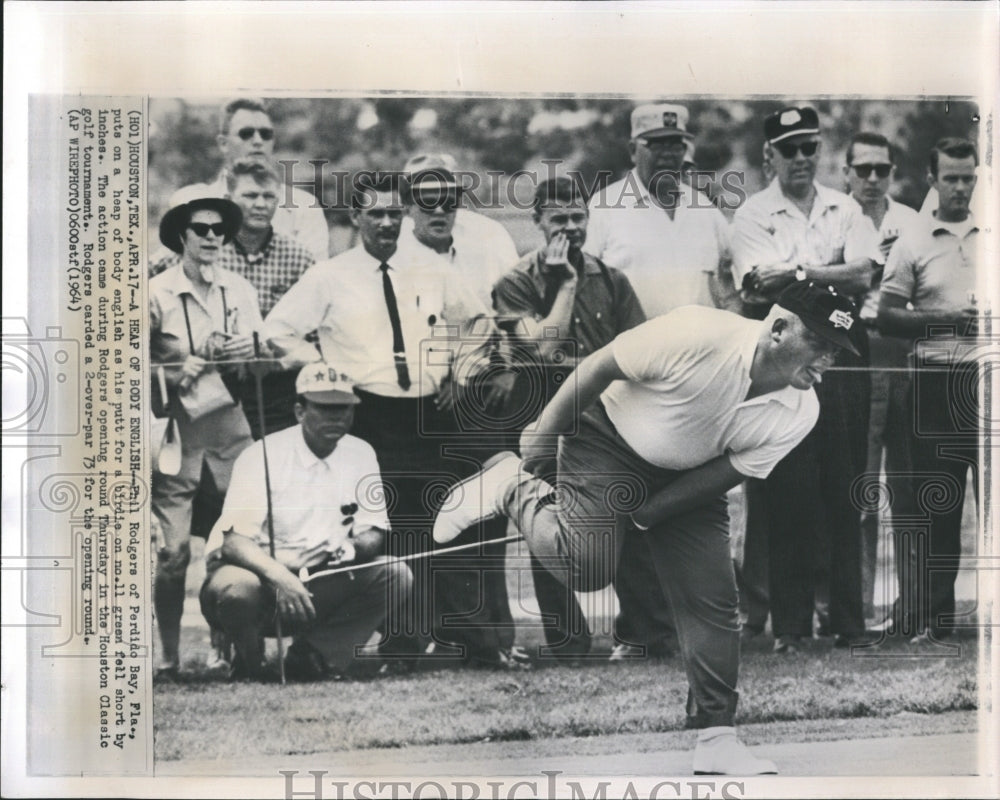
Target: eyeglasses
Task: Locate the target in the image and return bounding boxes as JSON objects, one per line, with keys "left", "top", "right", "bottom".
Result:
{"left": 236, "top": 126, "right": 275, "bottom": 142}
{"left": 188, "top": 222, "right": 227, "bottom": 238}
{"left": 852, "top": 163, "right": 893, "bottom": 179}
{"left": 638, "top": 137, "right": 687, "bottom": 153}
{"left": 774, "top": 140, "right": 819, "bottom": 159}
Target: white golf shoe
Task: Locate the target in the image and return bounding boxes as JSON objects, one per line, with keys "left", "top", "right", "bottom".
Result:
{"left": 692, "top": 727, "right": 778, "bottom": 775}
{"left": 433, "top": 452, "right": 523, "bottom": 543}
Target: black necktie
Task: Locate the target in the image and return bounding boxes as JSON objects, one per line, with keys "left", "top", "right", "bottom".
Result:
{"left": 379, "top": 262, "right": 412, "bottom": 391}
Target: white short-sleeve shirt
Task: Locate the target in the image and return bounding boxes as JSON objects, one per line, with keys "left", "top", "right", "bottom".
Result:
{"left": 206, "top": 427, "right": 389, "bottom": 570}
{"left": 601, "top": 307, "right": 819, "bottom": 478}
{"left": 585, "top": 170, "right": 731, "bottom": 318}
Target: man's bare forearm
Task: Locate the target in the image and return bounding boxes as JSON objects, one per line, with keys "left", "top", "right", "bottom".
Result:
{"left": 633, "top": 455, "right": 744, "bottom": 528}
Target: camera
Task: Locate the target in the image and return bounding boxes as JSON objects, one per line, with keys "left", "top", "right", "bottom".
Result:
{"left": 2, "top": 318, "right": 81, "bottom": 436}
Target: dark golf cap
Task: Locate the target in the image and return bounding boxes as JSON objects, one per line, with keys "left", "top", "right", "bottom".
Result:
{"left": 776, "top": 280, "right": 861, "bottom": 356}
{"left": 764, "top": 106, "right": 820, "bottom": 144}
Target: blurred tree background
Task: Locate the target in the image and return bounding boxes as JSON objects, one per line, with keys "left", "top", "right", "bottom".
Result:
{"left": 148, "top": 96, "right": 981, "bottom": 256}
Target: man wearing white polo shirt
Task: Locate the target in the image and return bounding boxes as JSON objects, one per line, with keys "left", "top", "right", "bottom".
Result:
{"left": 877, "top": 137, "right": 980, "bottom": 643}
{"left": 434, "top": 281, "right": 863, "bottom": 774}
{"left": 585, "top": 103, "right": 732, "bottom": 319}
{"left": 200, "top": 362, "right": 413, "bottom": 680}
{"left": 585, "top": 102, "right": 732, "bottom": 660}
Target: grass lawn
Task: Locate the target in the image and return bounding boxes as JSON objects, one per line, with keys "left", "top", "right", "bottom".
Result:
{"left": 154, "top": 627, "right": 979, "bottom": 762}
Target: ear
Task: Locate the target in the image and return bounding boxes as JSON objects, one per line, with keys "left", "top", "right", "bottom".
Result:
{"left": 926, "top": 170, "right": 935, "bottom": 189}
{"left": 770, "top": 316, "right": 789, "bottom": 343}
{"left": 349, "top": 205, "right": 361, "bottom": 228}
{"left": 628, "top": 139, "right": 638, "bottom": 164}
{"left": 293, "top": 402, "right": 306, "bottom": 423}
{"left": 216, "top": 132, "right": 229, "bottom": 157}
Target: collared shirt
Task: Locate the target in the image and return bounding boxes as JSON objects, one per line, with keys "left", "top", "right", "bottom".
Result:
{"left": 149, "top": 229, "right": 315, "bottom": 317}
{"left": 149, "top": 263, "right": 264, "bottom": 368}
{"left": 170, "top": 174, "right": 330, "bottom": 260}
{"left": 857, "top": 195, "right": 921, "bottom": 322}
{"left": 585, "top": 169, "right": 731, "bottom": 318}
{"left": 881, "top": 214, "right": 979, "bottom": 311}
{"left": 398, "top": 209, "right": 520, "bottom": 311}
{"left": 731, "top": 179, "right": 879, "bottom": 288}
{"left": 881, "top": 213, "right": 980, "bottom": 364}
{"left": 492, "top": 249, "right": 646, "bottom": 361}
{"left": 264, "top": 244, "right": 489, "bottom": 398}
{"left": 205, "top": 427, "right": 389, "bottom": 570}
{"left": 602, "top": 306, "right": 819, "bottom": 478}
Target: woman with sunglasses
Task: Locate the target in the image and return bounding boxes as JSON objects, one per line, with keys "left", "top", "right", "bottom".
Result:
{"left": 149, "top": 197, "right": 265, "bottom": 679}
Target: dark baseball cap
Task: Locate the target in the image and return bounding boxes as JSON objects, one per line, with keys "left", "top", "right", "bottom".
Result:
{"left": 776, "top": 280, "right": 861, "bottom": 356}
{"left": 764, "top": 106, "right": 820, "bottom": 144}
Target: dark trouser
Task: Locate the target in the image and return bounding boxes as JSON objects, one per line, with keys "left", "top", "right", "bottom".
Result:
{"left": 898, "top": 364, "right": 978, "bottom": 637}
{"left": 351, "top": 389, "right": 514, "bottom": 661}
{"left": 200, "top": 559, "right": 413, "bottom": 672}
{"left": 239, "top": 369, "right": 300, "bottom": 441}
{"left": 512, "top": 404, "right": 739, "bottom": 728}
{"left": 861, "top": 329, "right": 915, "bottom": 618}
{"left": 737, "top": 479, "right": 770, "bottom": 632}
{"left": 613, "top": 533, "right": 677, "bottom": 655}
{"left": 763, "top": 345, "right": 870, "bottom": 639}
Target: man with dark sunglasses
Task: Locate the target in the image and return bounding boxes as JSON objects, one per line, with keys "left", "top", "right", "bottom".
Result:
{"left": 732, "top": 106, "right": 880, "bottom": 654}
{"left": 389, "top": 156, "right": 528, "bottom": 670}
{"left": 843, "top": 133, "right": 920, "bottom": 625}
{"left": 169, "top": 98, "right": 329, "bottom": 260}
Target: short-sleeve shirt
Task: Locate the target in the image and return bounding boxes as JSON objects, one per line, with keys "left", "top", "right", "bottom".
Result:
{"left": 585, "top": 169, "right": 731, "bottom": 318}
{"left": 206, "top": 427, "right": 389, "bottom": 570}
{"left": 601, "top": 307, "right": 819, "bottom": 478}
{"left": 149, "top": 264, "right": 264, "bottom": 368}
{"left": 492, "top": 249, "right": 646, "bottom": 361}
{"left": 880, "top": 214, "right": 979, "bottom": 364}
{"left": 731, "top": 180, "right": 879, "bottom": 292}
{"left": 857, "top": 195, "right": 921, "bottom": 322}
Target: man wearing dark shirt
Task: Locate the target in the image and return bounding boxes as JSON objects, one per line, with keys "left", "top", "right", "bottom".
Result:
{"left": 493, "top": 177, "right": 656, "bottom": 660}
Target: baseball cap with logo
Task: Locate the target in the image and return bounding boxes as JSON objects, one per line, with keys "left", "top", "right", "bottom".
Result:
{"left": 630, "top": 103, "right": 694, "bottom": 140}
{"left": 295, "top": 361, "right": 361, "bottom": 405}
{"left": 764, "top": 106, "right": 821, "bottom": 144}
{"left": 776, "top": 280, "right": 861, "bottom": 356}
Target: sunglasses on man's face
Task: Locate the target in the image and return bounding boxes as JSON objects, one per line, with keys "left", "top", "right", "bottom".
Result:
{"left": 638, "top": 137, "right": 687, "bottom": 153}
{"left": 236, "top": 126, "right": 275, "bottom": 142}
{"left": 852, "top": 163, "right": 893, "bottom": 179}
{"left": 774, "top": 140, "right": 819, "bottom": 159}
{"left": 188, "top": 222, "right": 227, "bottom": 238}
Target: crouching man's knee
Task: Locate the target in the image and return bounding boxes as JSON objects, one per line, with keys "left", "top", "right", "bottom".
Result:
{"left": 200, "top": 565, "right": 268, "bottom": 632}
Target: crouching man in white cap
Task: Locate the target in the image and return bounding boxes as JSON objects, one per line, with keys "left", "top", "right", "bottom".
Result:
{"left": 200, "top": 361, "right": 413, "bottom": 680}
{"left": 434, "top": 281, "right": 863, "bottom": 774}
